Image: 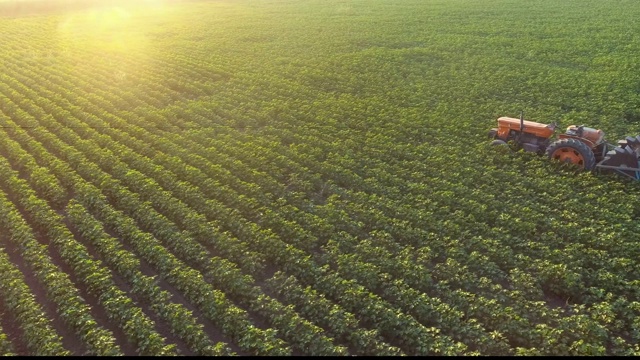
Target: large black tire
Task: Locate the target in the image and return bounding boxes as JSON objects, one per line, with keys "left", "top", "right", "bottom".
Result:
{"left": 545, "top": 138, "right": 596, "bottom": 170}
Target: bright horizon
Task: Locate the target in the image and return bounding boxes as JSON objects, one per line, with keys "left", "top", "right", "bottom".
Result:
{"left": 0, "top": 0, "right": 173, "bottom": 13}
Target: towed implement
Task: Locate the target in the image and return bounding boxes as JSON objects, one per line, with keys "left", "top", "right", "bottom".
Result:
{"left": 488, "top": 114, "right": 640, "bottom": 181}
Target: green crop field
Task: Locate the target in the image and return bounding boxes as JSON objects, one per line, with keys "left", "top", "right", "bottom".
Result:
{"left": 0, "top": 0, "right": 639, "bottom": 355}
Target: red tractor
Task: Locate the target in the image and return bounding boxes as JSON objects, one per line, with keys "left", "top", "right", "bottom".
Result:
{"left": 488, "top": 114, "right": 640, "bottom": 180}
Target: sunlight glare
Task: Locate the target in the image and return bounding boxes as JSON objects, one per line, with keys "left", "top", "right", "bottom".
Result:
{"left": 56, "top": 1, "right": 169, "bottom": 54}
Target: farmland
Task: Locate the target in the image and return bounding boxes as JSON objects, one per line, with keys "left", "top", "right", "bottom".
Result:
{"left": 0, "top": 0, "right": 639, "bottom": 355}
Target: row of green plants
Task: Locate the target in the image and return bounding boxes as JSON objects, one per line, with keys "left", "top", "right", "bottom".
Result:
{"left": 0, "top": 240, "right": 65, "bottom": 356}
{"left": 0, "top": 322, "right": 16, "bottom": 356}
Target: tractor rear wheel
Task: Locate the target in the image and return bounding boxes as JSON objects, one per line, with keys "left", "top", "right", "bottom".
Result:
{"left": 545, "top": 138, "right": 596, "bottom": 170}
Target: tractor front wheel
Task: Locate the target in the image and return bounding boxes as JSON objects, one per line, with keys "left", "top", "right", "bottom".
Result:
{"left": 545, "top": 138, "right": 596, "bottom": 170}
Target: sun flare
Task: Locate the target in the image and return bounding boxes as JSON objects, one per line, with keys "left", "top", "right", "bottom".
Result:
{"left": 55, "top": 1, "right": 169, "bottom": 54}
